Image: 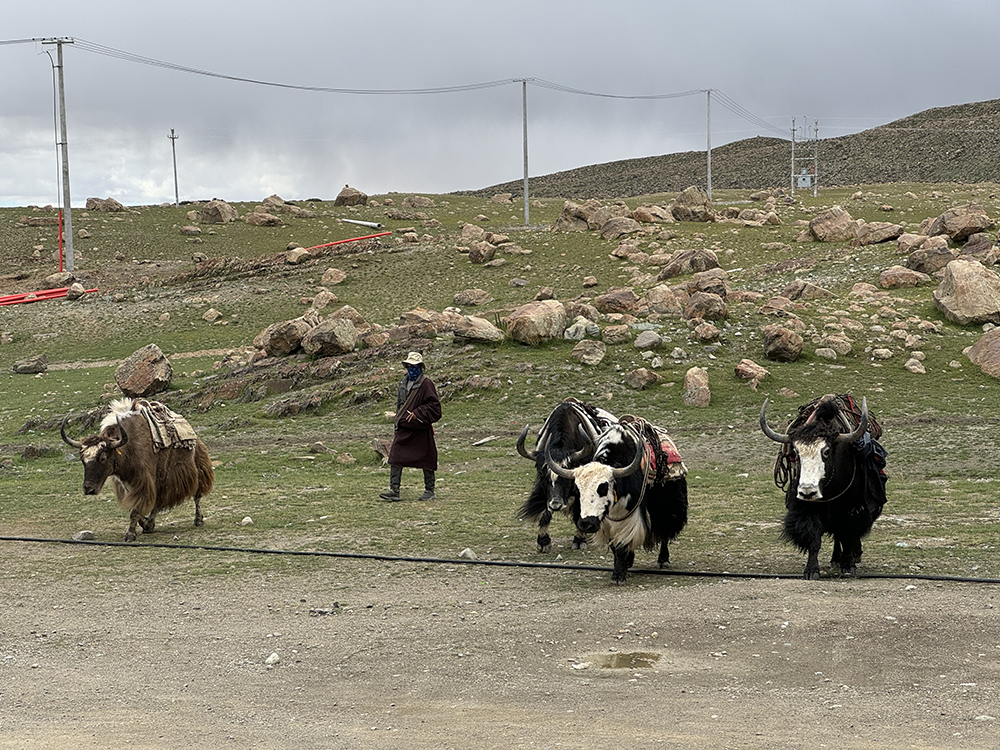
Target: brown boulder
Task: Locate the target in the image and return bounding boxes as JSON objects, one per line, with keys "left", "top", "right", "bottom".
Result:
{"left": 966, "top": 327, "right": 1000, "bottom": 378}
{"left": 808, "top": 206, "right": 859, "bottom": 242}
{"left": 200, "top": 199, "right": 238, "bottom": 224}
{"left": 571, "top": 340, "right": 607, "bottom": 366}
{"left": 507, "top": 300, "right": 566, "bottom": 345}
{"left": 599, "top": 216, "right": 642, "bottom": 241}
{"left": 933, "top": 259, "right": 1000, "bottom": 325}
{"left": 879, "top": 266, "right": 931, "bottom": 289}
{"left": 334, "top": 185, "right": 368, "bottom": 206}
{"left": 624, "top": 368, "right": 661, "bottom": 390}
{"left": 762, "top": 325, "right": 803, "bottom": 362}
{"left": 115, "top": 344, "right": 172, "bottom": 397}
{"left": 671, "top": 186, "right": 714, "bottom": 222}
{"left": 928, "top": 203, "right": 993, "bottom": 241}
{"left": 657, "top": 248, "right": 720, "bottom": 279}
{"left": 453, "top": 288, "right": 495, "bottom": 307}
{"left": 593, "top": 288, "right": 639, "bottom": 314}
{"left": 684, "top": 292, "right": 728, "bottom": 321}
{"left": 301, "top": 318, "right": 358, "bottom": 356}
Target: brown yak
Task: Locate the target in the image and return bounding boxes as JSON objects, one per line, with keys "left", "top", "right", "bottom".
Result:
{"left": 61, "top": 398, "right": 214, "bottom": 541}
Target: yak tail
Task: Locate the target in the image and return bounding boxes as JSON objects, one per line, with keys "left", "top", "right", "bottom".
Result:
{"left": 194, "top": 440, "right": 215, "bottom": 497}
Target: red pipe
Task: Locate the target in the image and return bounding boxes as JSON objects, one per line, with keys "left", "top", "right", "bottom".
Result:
{"left": 0, "top": 287, "right": 98, "bottom": 307}
{"left": 302, "top": 231, "right": 391, "bottom": 252}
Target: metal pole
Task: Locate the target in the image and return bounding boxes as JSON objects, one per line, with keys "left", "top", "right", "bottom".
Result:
{"left": 812, "top": 119, "right": 819, "bottom": 198}
{"left": 790, "top": 117, "right": 796, "bottom": 198}
{"left": 169, "top": 128, "right": 179, "bottom": 207}
{"left": 50, "top": 39, "right": 75, "bottom": 272}
{"left": 706, "top": 89, "right": 712, "bottom": 200}
{"left": 521, "top": 79, "right": 529, "bottom": 226}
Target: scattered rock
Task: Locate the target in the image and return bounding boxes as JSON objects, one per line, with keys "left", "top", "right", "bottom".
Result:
{"left": 624, "top": 368, "right": 661, "bottom": 390}
{"left": 734, "top": 358, "right": 770, "bottom": 384}
{"left": 571, "top": 340, "right": 607, "bottom": 366}
{"left": 115, "top": 344, "right": 172, "bottom": 397}
{"left": 633, "top": 330, "right": 663, "bottom": 350}
{"left": 334, "top": 185, "right": 368, "bottom": 206}
{"left": 671, "top": 186, "right": 715, "bottom": 222}
{"left": 321, "top": 268, "right": 347, "bottom": 285}
{"left": 507, "top": 300, "right": 566, "bottom": 345}
{"left": 879, "top": 265, "right": 931, "bottom": 288}
{"left": 933, "top": 259, "right": 1000, "bottom": 325}
{"left": 762, "top": 325, "right": 803, "bottom": 362}
{"left": 12, "top": 355, "right": 48, "bottom": 374}
{"left": 681, "top": 366, "right": 710, "bottom": 406}
{"left": 453, "top": 288, "right": 494, "bottom": 307}
{"left": 452, "top": 316, "right": 504, "bottom": 344}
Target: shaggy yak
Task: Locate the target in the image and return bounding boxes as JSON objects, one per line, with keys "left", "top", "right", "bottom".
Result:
{"left": 516, "top": 398, "right": 618, "bottom": 552}
{"left": 546, "top": 419, "right": 688, "bottom": 584}
{"left": 62, "top": 398, "right": 214, "bottom": 541}
{"left": 760, "top": 394, "right": 888, "bottom": 579}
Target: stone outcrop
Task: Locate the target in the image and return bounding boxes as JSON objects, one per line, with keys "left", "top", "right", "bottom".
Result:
{"left": 933, "top": 259, "right": 1000, "bottom": 325}
{"left": 334, "top": 185, "right": 368, "bottom": 206}
{"left": 507, "top": 300, "right": 566, "bottom": 345}
{"left": 300, "top": 317, "right": 358, "bottom": 356}
{"left": 115, "top": 344, "right": 172, "bottom": 397}
{"left": 200, "top": 199, "right": 238, "bottom": 224}
{"left": 670, "top": 186, "right": 714, "bottom": 222}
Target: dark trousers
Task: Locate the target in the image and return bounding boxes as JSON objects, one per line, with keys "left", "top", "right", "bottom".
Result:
{"left": 390, "top": 465, "right": 435, "bottom": 492}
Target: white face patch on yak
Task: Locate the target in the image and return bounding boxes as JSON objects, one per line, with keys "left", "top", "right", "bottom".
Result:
{"left": 794, "top": 438, "right": 830, "bottom": 501}
{"left": 574, "top": 462, "right": 616, "bottom": 521}
{"left": 81, "top": 445, "right": 103, "bottom": 463}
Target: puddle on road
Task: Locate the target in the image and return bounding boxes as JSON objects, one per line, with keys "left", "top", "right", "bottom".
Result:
{"left": 591, "top": 651, "right": 661, "bottom": 669}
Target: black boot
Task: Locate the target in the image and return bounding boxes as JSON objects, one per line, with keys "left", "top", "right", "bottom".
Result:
{"left": 419, "top": 470, "right": 436, "bottom": 501}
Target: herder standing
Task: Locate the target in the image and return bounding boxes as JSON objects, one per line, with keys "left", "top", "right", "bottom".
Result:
{"left": 379, "top": 352, "right": 441, "bottom": 501}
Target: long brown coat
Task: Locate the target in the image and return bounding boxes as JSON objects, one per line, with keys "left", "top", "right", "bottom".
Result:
{"left": 388, "top": 374, "right": 441, "bottom": 470}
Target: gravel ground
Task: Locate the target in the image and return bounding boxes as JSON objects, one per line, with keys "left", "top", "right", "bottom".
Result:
{"left": 2, "top": 542, "right": 998, "bottom": 749}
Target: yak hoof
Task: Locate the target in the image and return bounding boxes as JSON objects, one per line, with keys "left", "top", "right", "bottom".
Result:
{"left": 124, "top": 532, "right": 137, "bottom": 542}
{"left": 804, "top": 569, "right": 820, "bottom": 580}
{"left": 536, "top": 535, "right": 552, "bottom": 553}
{"left": 537, "top": 541, "right": 552, "bottom": 553}
{"left": 194, "top": 516, "right": 205, "bottom": 528}
{"left": 572, "top": 539, "right": 588, "bottom": 550}
{"left": 840, "top": 565, "right": 858, "bottom": 577}
{"left": 611, "top": 575, "right": 627, "bottom": 586}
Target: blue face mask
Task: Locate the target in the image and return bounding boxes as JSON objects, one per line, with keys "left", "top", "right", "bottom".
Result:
{"left": 406, "top": 365, "right": 422, "bottom": 381}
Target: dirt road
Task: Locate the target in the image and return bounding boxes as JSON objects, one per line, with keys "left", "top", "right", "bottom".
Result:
{"left": 2, "top": 542, "right": 998, "bottom": 749}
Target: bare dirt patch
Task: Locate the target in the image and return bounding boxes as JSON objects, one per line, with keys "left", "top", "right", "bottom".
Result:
{"left": 2, "top": 543, "right": 997, "bottom": 749}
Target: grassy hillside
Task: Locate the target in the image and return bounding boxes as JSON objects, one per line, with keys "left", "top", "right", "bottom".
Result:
{"left": 1, "top": 182, "right": 999, "bottom": 580}
{"left": 467, "top": 99, "right": 1000, "bottom": 198}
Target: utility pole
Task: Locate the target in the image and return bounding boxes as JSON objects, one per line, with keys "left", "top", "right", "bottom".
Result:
{"left": 790, "top": 117, "right": 796, "bottom": 197}
{"left": 168, "top": 128, "right": 179, "bottom": 207}
{"left": 705, "top": 89, "right": 712, "bottom": 200}
{"left": 519, "top": 79, "right": 530, "bottom": 226}
{"left": 43, "top": 37, "right": 75, "bottom": 271}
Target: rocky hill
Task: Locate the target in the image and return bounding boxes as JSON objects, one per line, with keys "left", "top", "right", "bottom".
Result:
{"left": 467, "top": 98, "right": 1000, "bottom": 199}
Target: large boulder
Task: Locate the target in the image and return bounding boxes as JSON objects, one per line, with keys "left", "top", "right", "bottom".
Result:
{"left": 253, "top": 313, "right": 320, "bottom": 356}
{"left": 657, "top": 248, "right": 720, "bottom": 279}
{"left": 671, "top": 186, "right": 714, "bottom": 222}
{"left": 808, "top": 206, "right": 860, "bottom": 242}
{"left": 966, "top": 327, "right": 1000, "bottom": 378}
{"left": 681, "top": 366, "right": 710, "bottom": 406}
{"left": 300, "top": 317, "right": 358, "bottom": 356}
{"left": 927, "top": 203, "right": 994, "bottom": 241}
{"left": 599, "top": 216, "right": 641, "bottom": 241}
{"left": 507, "top": 300, "right": 566, "bottom": 345}
{"left": 571, "top": 339, "right": 606, "bottom": 366}
{"left": 907, "top": 244, "right": 958, "bottom": 275}
{"left": 334, "top": 185, "right": 368, "bottom": 206}
{"left": 452, "top": 316, "right": 504, "bottom": 343}
{"left": 200, "top": 199, "right": 238, "bottom": 224}
{"left": 683, "top": 292, "right": 728, "bottom": 321}
{"left": 854, "top": 221, "right": 903, "bottom": 246}
{"left": 12, "top": 355, "right": 47, "bottom": 374}
{"left": 932, "top": 259, "right": 1000, "bottom": 325}
{"left": 551, "top": 199, "right": 602, "bottom": 232}
{"left": 115, "top": 344, "right": 172, "bottom": 397}
{"left": 587, "top": 203, "right": 632, "bottom": 231}
{"left": 632, "top": 205, "right": 674, "bottom": 223}
{"left": 762, "top": 324, "right": 803, "bottom": 362}
{"left": 879, "top": 266, "right": 931, "bottom": 289}
{"left": 642, "top": 285, "right": 682, "bottom": 315}
{"left": 453, "top": 288, "right": 495, "bottom": 307}
{"left": 86, "top": 197, "right": 126, "bottom": 212}
{"left": 593, "top": 287, "right": 639, "bottom": 314}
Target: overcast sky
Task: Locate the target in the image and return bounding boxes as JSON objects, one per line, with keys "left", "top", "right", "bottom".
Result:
{"left": 1, "top": 0, "right": 998, "bottom": 208}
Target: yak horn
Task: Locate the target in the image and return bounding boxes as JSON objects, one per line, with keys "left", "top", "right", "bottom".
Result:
{"left": 516, "top": 425, "right": 538, "bottom": 460}
{"left": 837, "top": 397, "right": 869, "bottom": 443}
{"left": 611, "top": 428, "right": 644, "bottom": 479}
{"left": 108, "top": 417, "right": 129, "bottom": 450}
{"left": 545, "top": 450, "right": 576, "bottom": 480}
{"left": 759, "top": 398, "right": 792, "bottom": 444}
{"left": 60, "top": 413, "right": 82, "bottom": 448}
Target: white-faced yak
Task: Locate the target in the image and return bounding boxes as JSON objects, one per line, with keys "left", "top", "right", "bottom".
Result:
{"left": 760, "top": 394, "right": 888, "bottom": 579}
{"left": 62, "top": 398, "right": 214, "bottom": 542}
{"left": 517, "top": 398, "right": 618, "bottom": 552}
{"left": 546, "top": 418, "right": 688, "bottom": 584}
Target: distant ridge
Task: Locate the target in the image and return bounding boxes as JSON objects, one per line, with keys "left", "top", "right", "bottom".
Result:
{"left": 464, "top": 98, "right": 1000, "bottom": 199}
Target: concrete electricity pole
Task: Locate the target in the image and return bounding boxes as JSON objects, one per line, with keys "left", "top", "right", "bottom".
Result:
{"left": 42, "top": 37, "right": 75, "bottom": 271}
{"left": 519, "top": 79, "right": 530, "bottom": 226}
{"left": 168, "top": 128, "right": 179, "bottom": 207}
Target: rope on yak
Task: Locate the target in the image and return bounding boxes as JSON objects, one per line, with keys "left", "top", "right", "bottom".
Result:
{"left": 773, "top": 393, "right": 883, "bottom": 491}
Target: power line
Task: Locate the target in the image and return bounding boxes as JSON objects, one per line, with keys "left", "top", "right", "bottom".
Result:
{"left": 528, "top": 78, "right": 701, "bottom": 100}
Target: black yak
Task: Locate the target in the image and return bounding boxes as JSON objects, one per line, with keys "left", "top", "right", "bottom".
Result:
{"left": 546, "top": 419, "right": 688, "bottom": 584}
{"left": 516, "top": 398, "right": 617, "bottom": 552}
{"left": 62, "top": 398, "right": 214, "bottom": 542}
{"left": 760, "top": 394, "right": 888, "bottom": 579}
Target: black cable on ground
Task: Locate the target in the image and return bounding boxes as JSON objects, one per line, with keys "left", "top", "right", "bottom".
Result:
{"left": 3, "top": 535, "right": 1000, "bottom": 585}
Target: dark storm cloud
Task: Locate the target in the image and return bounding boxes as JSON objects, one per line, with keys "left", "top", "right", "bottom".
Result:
{"left": 2, "top": 0, "right": 998, "bottom": 206}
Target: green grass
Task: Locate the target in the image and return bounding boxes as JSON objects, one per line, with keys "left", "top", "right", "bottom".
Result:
{"left": 3, "top": 183, "right": 1000, "bottom": 581}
